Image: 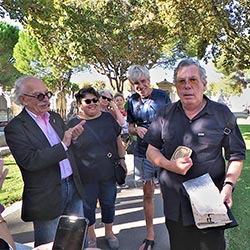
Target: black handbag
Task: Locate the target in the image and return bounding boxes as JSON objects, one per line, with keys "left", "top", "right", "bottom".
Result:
{"left": 85, "top": 124, "right": 127, "bottom": 185}
{"left": 114, "top": 161, "right": 126, "bottom": 185}
{"left": 114, "top": 161, "right": 127, "bottom": 185}
{"left": 126, "top": 136, "right": 136, "bottom": 154}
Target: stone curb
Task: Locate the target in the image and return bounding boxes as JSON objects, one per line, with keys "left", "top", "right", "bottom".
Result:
{"left": 0, "top": 146, "right": 11, "bottom": 157}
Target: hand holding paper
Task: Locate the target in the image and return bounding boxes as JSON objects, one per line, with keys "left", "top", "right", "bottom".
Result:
{"left": 183, "top": 173, "right": 236, "bottom": 229}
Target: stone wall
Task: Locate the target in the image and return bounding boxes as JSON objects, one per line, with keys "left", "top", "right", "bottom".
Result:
{"left": 0, "top": 132, "right": 6, "bottom": 147}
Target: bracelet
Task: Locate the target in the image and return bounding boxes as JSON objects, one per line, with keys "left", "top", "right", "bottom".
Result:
{"left": 223, "top": 181, "right": 235, "bottom": 192}
{"left": 0, "top": 219, "right": 6, "bottom": 224}
{"left": 119, "top": 157, "right": 125, "bottom": 160}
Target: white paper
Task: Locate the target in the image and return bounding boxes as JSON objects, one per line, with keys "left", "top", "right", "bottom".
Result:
{"left": 183, "top": 173, "right": 227, "bottom": 215}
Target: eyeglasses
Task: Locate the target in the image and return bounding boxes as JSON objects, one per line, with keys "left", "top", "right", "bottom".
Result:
{"left": 101, "top": 96, "right": 112, "bottom": 102}
{"left": 82, "top": 98, "right": 99, "bottom": 104}
{"left": 23, "top": 91, "right": 53, "bottom": 101}
{"left": 175, "top": 78, "right": 199, "bottom": 87}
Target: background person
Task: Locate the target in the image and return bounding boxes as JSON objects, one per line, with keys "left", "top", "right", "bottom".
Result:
{"left": 145, "top": 58, "right": 246, "bottom": 250}
{"left": 99, "top": 89, "right": 125, "bottom": 126}
{"left": 113, "top": 93, "right": 129, "bottom": 147}
{"left": 4, "top": 76, "right": 85, "bottom": 247}
{"left": 114, "top": 93, "right": 130, "bottom": 190}
{"left": 67, "top": 87, "right": 126, "bottom": 250}
{"left": 126, "top": 65, "right": 171, "bottom": 250}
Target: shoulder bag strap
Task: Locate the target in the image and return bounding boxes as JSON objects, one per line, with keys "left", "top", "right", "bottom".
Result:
{"left": 224, "top": 115, "right": 236, "bottom": 135}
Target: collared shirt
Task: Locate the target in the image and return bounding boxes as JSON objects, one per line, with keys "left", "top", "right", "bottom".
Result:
{"left": 144, "top": 96, "right": 246, "bottom": 225}
{"left": 126, "top": 88, "right": 171, "bottom": 157}
{"left": 25, "top": 108, "right": 73, "bottom": 179}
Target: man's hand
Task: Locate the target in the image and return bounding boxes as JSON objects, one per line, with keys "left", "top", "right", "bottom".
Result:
{"left": 136, "top": 126, "right": 148, "bottom": 139}
{"left": 172, "top": 157, "right": 193, "bottom": 175}
{"left": 63, "top": 120, "right": 86, "bottom": 147}
{"left": 146, "top": 144, "right": 193, "bottom": 175}
{"left": 71, "top": 120, "right": 86, "bottom": 139}
{"left": 221, "top": 185, "right": 234, "bottom": 208}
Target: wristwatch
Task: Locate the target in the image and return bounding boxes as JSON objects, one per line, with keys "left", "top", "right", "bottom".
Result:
{"left": 223, "top": 181, "right": 235, "bottom": 192}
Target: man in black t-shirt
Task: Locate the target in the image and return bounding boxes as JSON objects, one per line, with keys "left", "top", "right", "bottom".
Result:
{"left": 145, "top": 58, "right": 246, "bottom": 250}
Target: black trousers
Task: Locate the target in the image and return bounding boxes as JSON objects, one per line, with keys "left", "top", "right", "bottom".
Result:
{"left": 166, "top": 218, "right": 226, "bottom": 250}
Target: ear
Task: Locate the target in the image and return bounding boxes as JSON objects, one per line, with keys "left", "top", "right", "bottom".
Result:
{"left": 19, "top": 96, "right": 27, "bottom": 105}
{"left": 203, "top": 81, "right": 207, "bottom": 91}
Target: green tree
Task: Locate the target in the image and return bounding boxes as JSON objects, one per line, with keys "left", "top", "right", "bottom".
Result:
{"left": 2, "top": 0, "right": 249, "bottom": 93}
{"left": 2, "top": 1, "right": 87, "bottom": 92}
{"left": 0, "top": 21, "right": 21, "bottom": 90}
{"left": 212, "top": 54, "right": 250, "bottom": 94}
{"left": 159, "top": 0, "right": 249, "bottom": 81}
{"left": 67, "top": 0, "right": 171, "bottom": 92}
{"left": 2, "top": 0, "right": 173, "bottom": 93}
{"left": 13, "top": 30, "right": 42, "bottom": 76}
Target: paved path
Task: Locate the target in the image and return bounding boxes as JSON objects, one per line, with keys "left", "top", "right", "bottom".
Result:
{"left": 2, "top": 154, "right": 170, "bottom": 250}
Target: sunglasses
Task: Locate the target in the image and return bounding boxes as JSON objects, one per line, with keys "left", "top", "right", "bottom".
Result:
{"left": 101, "top": 96, "right": 112, "bottom": 102}
{"left": 23, "top": 91, "right": 53, "bottom": 101}
{"left": 82, "top": 98, "right": 99, "bottom": 104}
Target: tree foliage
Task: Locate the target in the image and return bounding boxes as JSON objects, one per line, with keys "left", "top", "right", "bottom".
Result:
{"left": 13, "top": 31, "right": 42, "bottom": 75}
{"left": 13, "top": 30, "right": 68, "bottom": 92}
{"left": 2, "top": 0, "right": 172, "bottom": 92}
{"left": 62, "top": 0, "right": 172, "bottom": 92}
{"left": 158, "top": 0, "right": 249, "bottom": 86}
{"left": 1, "top": 0, "right": 249, "bottom": 93}
{"left": 0, "top": 21, "right": 21, "bottom": 90}
{"left": 2, "top": 0, "right": 87, "bottom": 91}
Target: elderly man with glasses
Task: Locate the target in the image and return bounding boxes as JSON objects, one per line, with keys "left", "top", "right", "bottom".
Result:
{"left": 4, "top": 75, "right": 86, "bottom": 248}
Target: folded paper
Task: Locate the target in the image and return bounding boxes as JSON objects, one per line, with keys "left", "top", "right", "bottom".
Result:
{"left": 183, "top": 173, "right": 234, "bottom": 229}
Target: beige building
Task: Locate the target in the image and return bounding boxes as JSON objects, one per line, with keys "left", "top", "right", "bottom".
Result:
{"left": 156, "top": 79, "right": 177, "bottom": 102}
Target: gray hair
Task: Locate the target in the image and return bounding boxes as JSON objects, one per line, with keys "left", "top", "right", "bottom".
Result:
{"left": 13, "top": 75, "right": 38, "bottom": 105}
{"left": 99, "top": 89, "right": 113, "bottom": 98}
{"left": 173, "top": 58, "right": 207, "bottom": 84}
{"left": 127, "top": 65, "right": 150, "bottom": 84}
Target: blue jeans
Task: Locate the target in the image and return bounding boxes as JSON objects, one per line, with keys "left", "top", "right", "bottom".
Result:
{"left": 33, "top": 176, "right": 83, "bottom": 247}
{"left": 134, "top": 156, "right": 160, "bottom": 182}
{"left": 83, "top": 178, "right": 117, "bottom": 226}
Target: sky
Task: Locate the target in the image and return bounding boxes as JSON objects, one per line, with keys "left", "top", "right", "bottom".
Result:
{"left": 71, "top": 61, "right": 223, "bottom": 85}
{"left": 0, "top": 14, "right": 22, "bottom": 29}
{"left": 71, "top": 63, "right": 249, "bottom": 112}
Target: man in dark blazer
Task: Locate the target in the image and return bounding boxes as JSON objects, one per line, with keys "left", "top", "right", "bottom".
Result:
{"left": 4, "top": 75, "right": 86, "bottom": 247}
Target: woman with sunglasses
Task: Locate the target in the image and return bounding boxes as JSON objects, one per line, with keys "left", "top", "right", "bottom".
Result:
{"left": 67, "top": 87, "right": 126, "bottom": 250}
{"left": 99, "top": 90, "right": 125, "bottom": 126}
